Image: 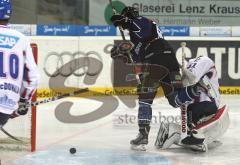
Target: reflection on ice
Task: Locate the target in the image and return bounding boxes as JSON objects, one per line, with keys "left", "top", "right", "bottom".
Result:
{"left": 3, "top": 96, "right": 240, "bottom": 165}
{"left": 9, "top": 147, "right": 173, "bottom": 165}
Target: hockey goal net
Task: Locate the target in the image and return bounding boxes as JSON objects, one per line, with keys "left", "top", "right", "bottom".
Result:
{"left": 0, "top": 44, "right": 37, "bottom": 154}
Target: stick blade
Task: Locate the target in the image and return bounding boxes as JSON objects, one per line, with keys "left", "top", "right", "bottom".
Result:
{"left": 73, "top": 88, "right": 89, "bottom": 96}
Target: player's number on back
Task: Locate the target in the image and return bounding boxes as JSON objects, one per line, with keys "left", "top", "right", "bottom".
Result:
{"left": 0, "top": 52, "right": 19, "bottom": 79}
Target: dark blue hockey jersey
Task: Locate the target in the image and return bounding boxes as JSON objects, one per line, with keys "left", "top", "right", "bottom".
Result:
{"left": 122, "top": 16, "right": 164, "bottom": 62}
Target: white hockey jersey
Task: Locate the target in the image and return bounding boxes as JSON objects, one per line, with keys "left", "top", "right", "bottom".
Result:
{"left": 0, "top": 24, "right": 40, "bottom": 114}
{"left": 186, "top": 56, "right": 220, "bottom": 107}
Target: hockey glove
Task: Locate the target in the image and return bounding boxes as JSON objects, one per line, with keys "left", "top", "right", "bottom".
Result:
{"left": 18, "top": 98, "right": 30, "bottom": 115}
{"left": 111, "top": 41, "right": 133, "bottom": 59}
{"left": 110, "top": 14, "right": 126, "bottom": 27}
{"left": 175, "top": 86, "right": 199, "bottom": 107}
{"left": 196, "top": 76, "right": 216, "bottom": 99}
{"left": 11, "top": 98, "right": 30, "bottom": 118}
{"left": 110, "top": 45, "right": 129, "bottom": 63}
{"left": 118, "top": 41, "right": 133, "bottom": 54}
{"left": 110, "top": 45, "right": 120, "bottom": 59}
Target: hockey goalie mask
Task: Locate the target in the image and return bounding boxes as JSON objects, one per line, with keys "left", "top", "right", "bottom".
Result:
{"left": 181, "top": 68, "right": 197, "bottom": 87}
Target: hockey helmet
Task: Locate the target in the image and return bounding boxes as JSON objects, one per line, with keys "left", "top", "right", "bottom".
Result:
{"left": 0, "top": 0, "right": 12, "bottom": 20}
{"left": 121, "top": 6, "right": 139, "bottom": 19}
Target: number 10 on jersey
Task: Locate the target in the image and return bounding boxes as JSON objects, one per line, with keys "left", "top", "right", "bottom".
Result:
{"left": 0, "top": 52, "right": 19, "bottom": 79}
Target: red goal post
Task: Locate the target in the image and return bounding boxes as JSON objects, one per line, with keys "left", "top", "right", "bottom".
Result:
{"left": 30, "top": 43, "right": 38, "bottom": 152}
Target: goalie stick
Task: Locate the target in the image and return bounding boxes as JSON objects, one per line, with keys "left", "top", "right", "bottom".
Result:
{"left": 108, "top": 0, "right": 141, "bottom": 85}
{"left": 180, "top": 42, "right": 188, "bottom": 140}
{"left": 179, "top": 43, "right": 205, "bottom": 146}
{"left": 108, "top": 0, "right": 126, "bottom": 40}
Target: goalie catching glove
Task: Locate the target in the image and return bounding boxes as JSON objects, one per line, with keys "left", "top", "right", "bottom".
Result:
{"left": 111, "top": 41, "right": 134, "bottom": 61}
{"left": 11, "top": 98, "right": 30, "bottom": 118}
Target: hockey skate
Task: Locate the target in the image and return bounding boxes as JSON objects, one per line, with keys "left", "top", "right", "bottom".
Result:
{"left": 181, "top": 132, "right": 205, "bottom": 146}
{"left": 177, "top": 141, "right": 208, "bottom": 152}
{"left": 190, "top": 142, "right": 208, "bottom": 152}
{"left": 130, "top": 126, "right": 150, "bottom": 151}
{"left": 179, "top": 124, "right": 207, "bottom": 152}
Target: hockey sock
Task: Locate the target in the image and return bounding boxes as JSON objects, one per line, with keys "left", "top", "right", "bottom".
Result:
{"left": 138, "top": 102, "right": 152, "bottom": 126}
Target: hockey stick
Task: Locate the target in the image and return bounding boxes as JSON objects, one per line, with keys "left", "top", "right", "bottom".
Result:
{"left": 180, "top": 42, "right": 188, "bottom": 140}
{"left": 180, "top": 105, "right": 188, "bottom": 140}
{"left": 181, "top": 42, "right": 186, "bottom": 69}
{"left": 108, "top": 0, "right": 141, "bottom": 85}
{"left": 1, "top": 88, "right": 88, "bottom": 142}
{"left": 0, "top": 126, "right": 22, "bottom": 142}
{"left": 108, "top": 0, "right": 126, "bottom": 40}
{"left": 30, "top": 88, "right": 89, "bottom": 107}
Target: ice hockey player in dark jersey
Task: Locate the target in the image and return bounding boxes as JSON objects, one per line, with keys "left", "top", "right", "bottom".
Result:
{"left": 110, "top": 6, "right": 183, "bottom": 150}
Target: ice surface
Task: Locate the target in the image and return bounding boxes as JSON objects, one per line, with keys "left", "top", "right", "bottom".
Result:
{"left": 1, "top": 95, "right": 240, "bottom": 165}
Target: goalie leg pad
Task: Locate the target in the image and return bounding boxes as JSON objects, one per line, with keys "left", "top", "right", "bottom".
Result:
{"left": 155, "top": 122, "right": 181, "bottom": 149}
{"left": 194, "top": 105, "right": 230, "bottom": 144}
{"left": 155, "top": 122, "right": 169, "bottom": 148}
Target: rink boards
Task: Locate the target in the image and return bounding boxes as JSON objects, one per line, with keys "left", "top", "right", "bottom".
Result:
{"left": 28, "top": 36, "right": 240, "bottom": 98}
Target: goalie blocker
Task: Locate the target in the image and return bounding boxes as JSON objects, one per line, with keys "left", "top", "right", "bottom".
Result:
{"left": 155, "top": 105, "right": 230, "bottom": 152}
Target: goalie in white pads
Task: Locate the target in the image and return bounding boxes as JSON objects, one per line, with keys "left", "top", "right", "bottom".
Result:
{"left": 0, "top": 0, "right": 40, "bottom": 128}
{"left": 155, "top": 56, "right": 230, "bottom": 152}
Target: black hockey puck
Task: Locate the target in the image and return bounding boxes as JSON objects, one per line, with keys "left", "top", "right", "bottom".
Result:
{"left": 69, "top": 148, "right": 76, "bottom": 154}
